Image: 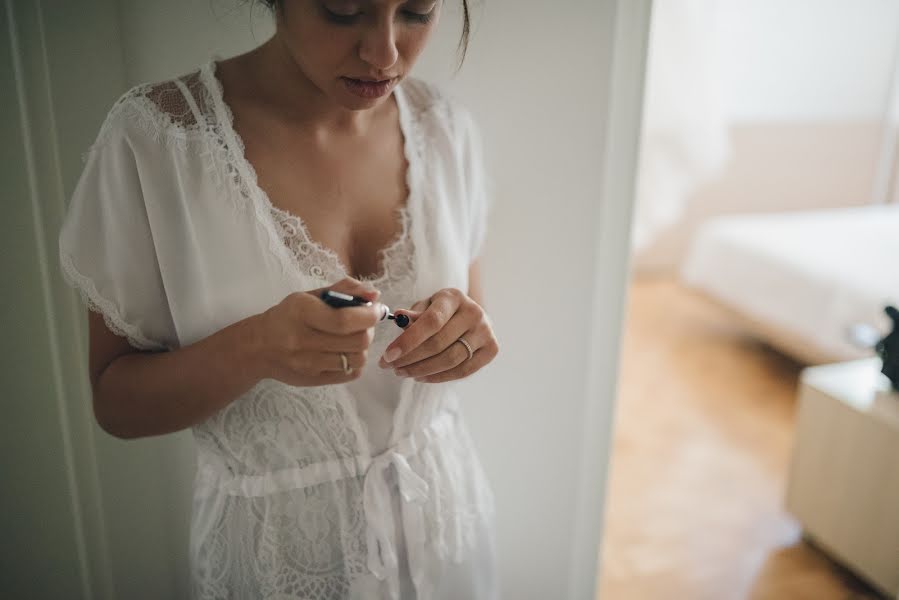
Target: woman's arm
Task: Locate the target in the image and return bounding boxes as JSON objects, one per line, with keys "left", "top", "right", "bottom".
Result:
{"left": 88, "top": 309, "right": 266, "bottom": 439}
{"left": 88, "top": 277, "right": 383, "bottom": 439}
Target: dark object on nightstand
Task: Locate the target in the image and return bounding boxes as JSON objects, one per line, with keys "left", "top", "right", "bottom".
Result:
{"left": 875, "top": 305, "right": 899, "bottom": 391}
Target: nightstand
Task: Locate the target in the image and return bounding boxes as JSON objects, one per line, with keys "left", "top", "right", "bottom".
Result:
{"left": 785, "top": 357, "right": 899, "bottom": 598}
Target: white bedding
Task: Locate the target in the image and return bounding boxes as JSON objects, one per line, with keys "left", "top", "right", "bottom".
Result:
{"left": 680, "top": 205, "right": 899, "bottom": 365}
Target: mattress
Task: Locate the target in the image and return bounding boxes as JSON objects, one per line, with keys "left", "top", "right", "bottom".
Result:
{"left": 680, "top": 204, "right": 899, "bottom": 365}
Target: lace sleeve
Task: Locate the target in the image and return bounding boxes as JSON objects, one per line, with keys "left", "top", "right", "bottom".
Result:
{"left": 58, "top": 96, "right": 177, "bottom": 351}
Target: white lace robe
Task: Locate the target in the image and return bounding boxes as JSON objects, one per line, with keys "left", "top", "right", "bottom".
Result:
{"left": 58, "top": 58, "right": 497, "bottom": 600}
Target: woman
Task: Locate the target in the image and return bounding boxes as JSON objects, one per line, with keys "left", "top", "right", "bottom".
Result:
{"left": 57, "top": 0, "right": 499, "bottom": 598}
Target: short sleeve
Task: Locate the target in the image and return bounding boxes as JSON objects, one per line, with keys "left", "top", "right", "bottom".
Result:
{"left": 455, "top": 103, "right": 494, "bottom": 264}
{"left": 58, "top": 100, "right": 176, "bottom": 352}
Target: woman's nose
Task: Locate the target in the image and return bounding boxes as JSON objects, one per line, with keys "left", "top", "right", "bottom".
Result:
{"left": 358, "top": 19, "right": 399, "bottom": 71}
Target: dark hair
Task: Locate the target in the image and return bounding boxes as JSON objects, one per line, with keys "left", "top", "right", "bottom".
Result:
{"left": 257, "top": 0, "right": 472, "bottom": 69}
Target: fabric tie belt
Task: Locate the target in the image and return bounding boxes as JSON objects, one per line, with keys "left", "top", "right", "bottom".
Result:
{"left": 359, "top": 410, "right": 457, "bottom": 600}
{"left": 197, "top": 410, "right": 459, "bottom": 600}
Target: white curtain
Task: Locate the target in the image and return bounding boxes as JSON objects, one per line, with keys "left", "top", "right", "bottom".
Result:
{"left": 631, "top": 0, "right": 732, "bottom": 252}
{"left": 875, "top": 36, "right": 899, "bottom": 205}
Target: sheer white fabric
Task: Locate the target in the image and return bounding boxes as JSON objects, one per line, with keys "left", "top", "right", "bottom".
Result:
{"left": 631, "top": 0, "right": 731, "bottom": 253}
{"left": 342, "top": 205, "right": 416, "bottom": 456}
{"left": 58, "top": 58, "right": 497, "bottom": 600}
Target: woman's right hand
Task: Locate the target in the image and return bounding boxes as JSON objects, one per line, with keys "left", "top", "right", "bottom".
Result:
{"left": 254, "top": 277, "right": 385, "bottom": 386}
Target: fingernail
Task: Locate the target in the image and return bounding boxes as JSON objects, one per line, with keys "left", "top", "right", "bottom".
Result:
{"left": 383, "top": 347, "right": 401, "bottom": 363}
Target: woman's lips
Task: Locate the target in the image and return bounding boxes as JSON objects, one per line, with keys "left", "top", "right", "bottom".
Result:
{"left": 341, "top": 76, "right": 396, "bottom": 99}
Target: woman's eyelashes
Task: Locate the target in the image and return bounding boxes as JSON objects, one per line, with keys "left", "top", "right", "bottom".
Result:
{"left": 320, "top": 2, "right": 436, "bottom": 26}
{"left": 401, "top": 9, "right": 434, "bottom": 24}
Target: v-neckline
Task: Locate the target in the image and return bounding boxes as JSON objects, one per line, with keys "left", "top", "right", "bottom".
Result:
{"left": 200, "top": 57, "right": 419, "bottom": 285}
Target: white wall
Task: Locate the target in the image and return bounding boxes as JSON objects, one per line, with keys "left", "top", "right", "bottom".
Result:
{"left": 111, "top": 1, "right": 647, "bottom": 598}
{"left": 634, "top": 0, "right": 899, "bottom": 272}
{"left": 418, "top": 3, "right": 643, "bottom": 597}
{"left": 716, "top": 0, "right": 899, "bottom": 122}
{"left": 118, "top": 0, "right": 274, "bottom": 83}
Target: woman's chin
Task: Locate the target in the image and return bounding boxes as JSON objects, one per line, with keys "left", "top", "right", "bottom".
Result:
{"left": 334, "top": 89, "right": 390, "bottom": 112}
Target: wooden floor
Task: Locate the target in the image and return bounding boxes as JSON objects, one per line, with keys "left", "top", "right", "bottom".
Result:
{"left": 596, "top": 276, "right": 886, "bottom": 600}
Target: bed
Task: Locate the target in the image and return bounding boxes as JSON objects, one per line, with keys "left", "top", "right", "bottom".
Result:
{"left": 680, "top": 204, "right": 899, "bottom": 365}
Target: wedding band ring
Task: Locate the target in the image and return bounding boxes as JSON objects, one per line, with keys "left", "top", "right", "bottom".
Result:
{"left": 340, "top": 352, "right": 351, "bottom": 374}
{"left": 456, "top": 337, "right": 474, "bottom": 361}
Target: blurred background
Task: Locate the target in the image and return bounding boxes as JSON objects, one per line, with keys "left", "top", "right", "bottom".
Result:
{"left": 599, "top": 1, "right": 899, "bottom": 599}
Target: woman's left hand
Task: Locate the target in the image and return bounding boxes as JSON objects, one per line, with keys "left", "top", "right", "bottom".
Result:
{"left": 378, "top": 288, "right": 498, "bottom": 383}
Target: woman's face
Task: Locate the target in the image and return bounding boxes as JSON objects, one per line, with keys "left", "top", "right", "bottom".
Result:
{"left": 275, "top": 0, "right": 441, "bottom": 109}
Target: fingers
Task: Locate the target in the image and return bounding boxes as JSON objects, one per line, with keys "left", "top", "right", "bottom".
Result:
{"left": 384, "top": 299, "right": 429, "bottom": 334}
{"left": 307, "top": 276, "right": 381, "bottom": 303}
{"left": 415, "top": 344, "right": 497, "bottom": 384}
{"left": 311, "top": 302, "right": 385, "bottom": 335}
{"left": 265, "top": 277, "right": 386, "bottom": 387}
{"left": 409, "top": 298, "right": 431, "bottom": 313}
{"left": 314, "top": 350, "right": 367, "bottom": 373}
{"left": 295, "top": 281, "right": 386, "bottom": 335}
{"left": 388, "top": 324, "right": 490, "bottom": 379}
{"left": 311, "top": 328, "right": 374, "bottom": 353}
{"left": 383, "top": 309, "right": 471, "bottom": 370}
{"left": 380, "top": 289, "right": 463, "bottom": 364}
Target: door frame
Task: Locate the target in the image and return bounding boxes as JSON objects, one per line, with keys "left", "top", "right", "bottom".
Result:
{"left": 568, "top": 1, "right": 652, "bottom": 597}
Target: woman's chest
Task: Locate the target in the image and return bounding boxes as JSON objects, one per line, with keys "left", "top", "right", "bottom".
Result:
{"left": 238, "top": 122, "right": 411, "bottom": 281}
{"left": 146, "top": 83, "right": 470, "bottom": 349}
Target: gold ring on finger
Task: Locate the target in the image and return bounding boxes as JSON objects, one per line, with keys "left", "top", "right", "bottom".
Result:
{"left": 455, "top": 336, "right": 474, "bottom": 361}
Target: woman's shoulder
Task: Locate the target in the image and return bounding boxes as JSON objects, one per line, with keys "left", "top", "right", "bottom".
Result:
{"left": 398, "top": 75, "right": 479, "bottom": 142}
{"left": 86, "top": 64, "right": 212, "bottom": 160}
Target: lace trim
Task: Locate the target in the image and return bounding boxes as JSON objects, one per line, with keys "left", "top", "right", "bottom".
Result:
{"left": 84, "top": 62, "right": 448, "bottom": 289}
{"left": 358, "top": 204, "right": 415, "bottom": 286}
{"left": 191, "top": 61, "right": 309, "bottom": 282}
{"left": 200, "top": 59, "right": 437, "bottom": 287}
{"left": 83, "top": 72, "right": 212, "bottom": 162}
{"left": 191, "top": 402, "right": 495, "bottom": 598}
{"left": 59, "top": 251, "right": 169, "bottom": 351}
{"left": 277, "top": 203, "right": 415, "bottom": 286}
